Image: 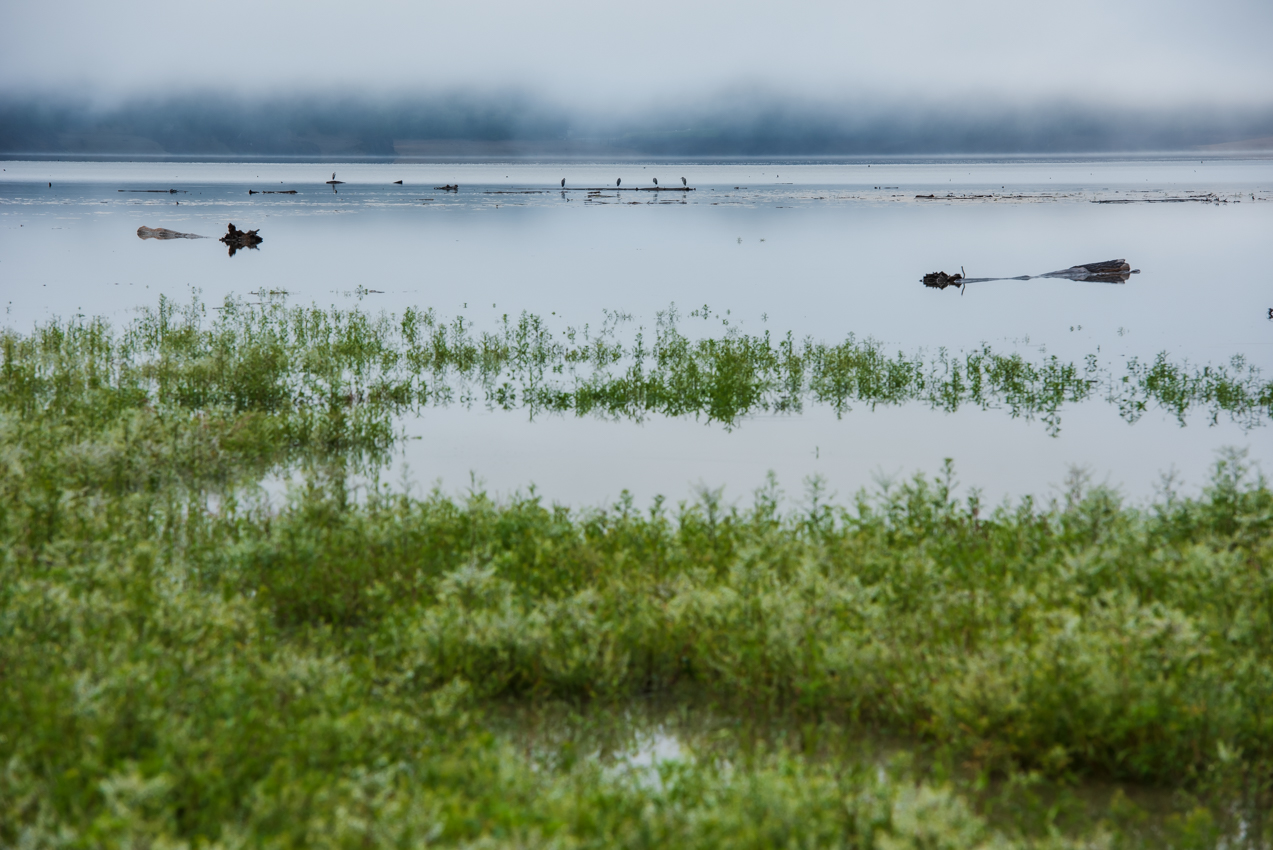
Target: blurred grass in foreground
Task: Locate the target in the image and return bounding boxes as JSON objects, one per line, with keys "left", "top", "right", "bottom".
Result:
{"left": 2, "top": 295, "right": 1272, "bottom": 848}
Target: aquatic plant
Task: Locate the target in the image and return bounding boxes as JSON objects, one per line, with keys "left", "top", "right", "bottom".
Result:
{"left": 3, "top": 295, "right": 1269, "bottom": 447}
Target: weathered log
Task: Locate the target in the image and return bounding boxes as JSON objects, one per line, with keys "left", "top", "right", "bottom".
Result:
{"left": 137, "top": 226, "right": 204, "bottom": 240}
{"left": 1041, "top": 260, "right": 1134, "bottom": 282}
{"left": 435, "top": 185, "right": 459, "bottom": 191}
{"left": 249, "top": 190, "right": 298, "bottom": 195}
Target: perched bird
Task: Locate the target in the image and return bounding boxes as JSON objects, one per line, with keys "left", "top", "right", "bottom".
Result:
{"left": 561, "top": 178, "right": 566, "bottom": 188}
{"left": 653, "top": 177, "right": 658, "bottom": 187}
{"left": 681, "top": 177, "right": 686, "bottom": 187}
{"left": 617, "top": 178, "right": 621, "bottom": 187}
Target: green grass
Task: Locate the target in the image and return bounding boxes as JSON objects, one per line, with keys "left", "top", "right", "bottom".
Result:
{"left": 2, "top": 295, "right": 1272, "bottom": 847}
{"left": 5, "top": 294, "right": 1266, "bottom": 444}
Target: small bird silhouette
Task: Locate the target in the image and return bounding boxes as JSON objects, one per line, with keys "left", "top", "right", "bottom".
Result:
{"left": 653, "top": 178, "right": 658, "bottom": 187}
{"left": 561, "top": 178, "right": 566, "bottom": 188}
{"left": 681, "top": 177, "right": 686, "bottom": 186}
{"left": 616, "top": 178, "right": 621, "bottom": 187}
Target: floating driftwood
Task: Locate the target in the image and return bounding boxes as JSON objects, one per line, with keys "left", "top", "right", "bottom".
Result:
{"left": 248, "top": 189, "right": 298, "bottom": 195}
{"left": 119, "top": 189, "right": 187, "bottom": 194}
{"left": 924, "top": 259, "right": 1140, "bottom": 290}
{"left": 137, "top": 226, "right": 204, "bottom": 240}
{"left": 435, "top": 185, "right": 459, "bottom": 191}
{"left": 220, "top": 223, "right": 263, "bottom": 257}
{"left": 393, "top": 180, "right": 403, "bottom": 185}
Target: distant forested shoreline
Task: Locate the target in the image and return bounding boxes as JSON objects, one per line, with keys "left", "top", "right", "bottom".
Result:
{"left": 3, "top": 91, "right": 1273, "bottom": 158}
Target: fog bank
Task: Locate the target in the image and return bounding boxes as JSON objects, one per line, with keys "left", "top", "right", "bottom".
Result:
{"left": 3, "top": 91, "right": 1272, "bottom": 158}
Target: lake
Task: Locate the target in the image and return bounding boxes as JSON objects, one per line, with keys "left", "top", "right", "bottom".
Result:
{"left": 2, "top": 156, "right": 1271, "bottom": 507}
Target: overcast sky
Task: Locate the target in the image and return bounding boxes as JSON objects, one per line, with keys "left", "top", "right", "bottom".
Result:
{"left": 3, "top": 0, "right": 1271, "bottom": 110}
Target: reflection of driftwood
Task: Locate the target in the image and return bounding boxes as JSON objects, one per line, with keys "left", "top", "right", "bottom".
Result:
{"left": 924, "top": 260, "right": 1140, "bottom": 290}
{"left": 248, "top": 190, "right": 298, "bottom": 195}
{"left": 220, "top": 223, "right": 263, "bottom": 257}
{"left": 137, "top": 226, "right": 204, "bottom": 240}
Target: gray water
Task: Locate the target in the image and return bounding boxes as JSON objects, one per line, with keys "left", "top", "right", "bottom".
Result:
{"left": 3, "top": 158, "right": 1271, "bottom": 507}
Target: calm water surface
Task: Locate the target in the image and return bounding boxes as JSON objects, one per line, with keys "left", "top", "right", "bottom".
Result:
{"left": 3, "top": 158, "right": 1271, "bottom": 506}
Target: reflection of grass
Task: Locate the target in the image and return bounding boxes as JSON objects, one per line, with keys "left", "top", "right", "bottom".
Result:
{"left": 3, "top": 295, "right": 1273, "bottom": 847}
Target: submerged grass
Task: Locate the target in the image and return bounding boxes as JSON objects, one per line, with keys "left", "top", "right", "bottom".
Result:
{"left": 2, "top": 295, "right": 1273, "bottom": 847}
{"left": 3, "top": 294, "right": 1267, "bottom": 449}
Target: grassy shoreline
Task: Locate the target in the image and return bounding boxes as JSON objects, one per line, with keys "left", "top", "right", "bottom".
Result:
{"left": 3, "top": 297, "right": 1272, "bottom": 847}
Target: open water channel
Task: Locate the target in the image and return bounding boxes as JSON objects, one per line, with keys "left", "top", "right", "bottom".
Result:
{"left": 2, "top": 157, "right": 1271, "bottom": 507}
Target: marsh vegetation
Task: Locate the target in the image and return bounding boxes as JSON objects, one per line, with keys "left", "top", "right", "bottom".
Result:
{"left": 3, "top": 295, "right": 1272, "bottom": 848}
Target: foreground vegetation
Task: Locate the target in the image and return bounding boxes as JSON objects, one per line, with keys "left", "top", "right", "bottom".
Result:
{"left": 3, "top": 296, "right": 1272, "bottom": 848}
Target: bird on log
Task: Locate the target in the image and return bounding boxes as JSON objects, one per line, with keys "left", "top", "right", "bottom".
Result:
{"left": 681, "top": 177, "right": 687, "bottom": 186}
{"left": 561, "top": 178, "right": 566, "bottom": 188}
{"left": 653, "top": 177, "right": 658, "bottom": 187}
{"left": 326, "top": 172, "right": 344, "bottom": 185}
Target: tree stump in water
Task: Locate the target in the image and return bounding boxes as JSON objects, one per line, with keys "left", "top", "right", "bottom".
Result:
{"left": 922, "top": 271, "right": 964, "bottom": 289}
{"left": 220, "top": 223, "right": 263, "bottom": 257}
